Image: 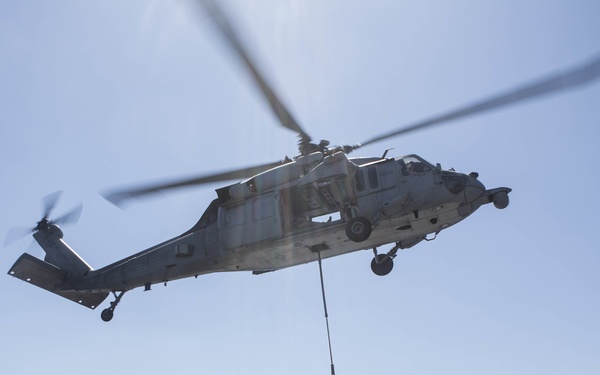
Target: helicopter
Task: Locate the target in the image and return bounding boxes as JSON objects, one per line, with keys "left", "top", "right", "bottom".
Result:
{"left": 6, "top": 0, "right": 600, "bottom": 323}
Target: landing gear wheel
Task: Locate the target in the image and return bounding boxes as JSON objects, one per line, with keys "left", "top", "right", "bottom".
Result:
{"left": 346, "top": 217, "right": 372, "bottom": 242}
{"left": 100, "top": 290, "right": 126, "bottom": 322}
{"left": 371, "top": 254, "right": 394, "bottom": 276}
{"left": 101, "top": 308, "right": 114, "bottom": 322}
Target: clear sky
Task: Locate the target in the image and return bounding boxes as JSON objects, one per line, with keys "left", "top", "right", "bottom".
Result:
{"left": 1, "top": 1, "right": 599, "bottom": 374}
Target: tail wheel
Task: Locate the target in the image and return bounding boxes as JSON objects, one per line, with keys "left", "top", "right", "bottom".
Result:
{"left": 101, "top": 308, "right": 114, "bottom": 322}
{"left": 100, "top": 291, "right": 126, "bottom": 322}
{"left": 345, "top": 217, "right": 372, "bottom": 242}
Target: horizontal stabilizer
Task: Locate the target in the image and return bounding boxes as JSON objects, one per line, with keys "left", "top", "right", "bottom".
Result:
{"left": 8, "top": 253, "right": 108, "bottom": 309}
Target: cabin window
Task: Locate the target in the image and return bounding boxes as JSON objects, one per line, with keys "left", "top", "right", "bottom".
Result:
{"left": 225, "top": 204, "right": 245, "bottom": 227}
{"left": 368, "top": 167, "right": 379, "bottom": 189}
{"left": 253, "top": 197, "right": 274, "bottom": 220}
{"left": 355, "top": 170, "right": 365, "bottom": 191}
{"left": 175, "top": 244, "right": 194, "bottom": 257}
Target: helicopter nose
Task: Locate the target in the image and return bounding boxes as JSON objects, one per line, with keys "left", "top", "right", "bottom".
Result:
{"left": 464, "top": 174, "right": 486, "bottom": 202}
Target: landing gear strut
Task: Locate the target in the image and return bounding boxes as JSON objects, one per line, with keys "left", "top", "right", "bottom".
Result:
{"left": 101, "top": 290, "right": 126, "bottom": 322}
{"left": 370, "top": 243, "right": 401, "bottom": 276}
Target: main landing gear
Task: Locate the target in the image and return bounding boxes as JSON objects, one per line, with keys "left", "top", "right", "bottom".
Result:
{"left": 346, "top": 216, "right": 372, "bottom": 242}
{"left": 370, "top": 243, "right": 401, "bottom": 276}
{"left": 101, "top": 291, "right": 126, "bottom": 322}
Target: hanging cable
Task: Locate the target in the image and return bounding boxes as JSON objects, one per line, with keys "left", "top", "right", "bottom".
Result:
{"left": 317, "top": 251, "right": 335, "bottom": 375}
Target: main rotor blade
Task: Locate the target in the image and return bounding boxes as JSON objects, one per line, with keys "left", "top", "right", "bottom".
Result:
{"left": 355, "top": 53, "right": 600, "bottom": 150}
{"left": 197, "top": 0, "right": 312, "bottom": 147}
{"left": 103, "top": 160, "right": 284, "bottom": 207}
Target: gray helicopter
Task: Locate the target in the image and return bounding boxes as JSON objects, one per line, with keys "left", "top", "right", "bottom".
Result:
{"left": 7, "top": 0, "right": 600, "bottom": 322}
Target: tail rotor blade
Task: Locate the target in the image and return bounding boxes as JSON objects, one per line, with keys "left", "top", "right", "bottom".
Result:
{"left": 6, "top": 193, "right": 82, "bottom": 247}
{"left": 54, "top": 204, "right": 83, "bottom": 226}
{"left": 42, "top": 191, "right": 62, "bottom": 219}
{"left": 4, "top": 227, "right": 34, "bottom": 247}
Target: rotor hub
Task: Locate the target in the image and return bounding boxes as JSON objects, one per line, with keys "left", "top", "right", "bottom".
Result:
{"left": 36, "top": 218, "right": 51, "bottom": 232}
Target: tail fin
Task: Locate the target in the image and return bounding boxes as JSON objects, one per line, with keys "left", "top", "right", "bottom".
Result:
{"left": 7, "top": 224, "right": 108, "bottom": 309}
{"left": 34, "top": 226, "right": 92, "bottom": 275}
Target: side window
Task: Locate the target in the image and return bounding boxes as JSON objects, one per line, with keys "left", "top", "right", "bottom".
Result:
{"left": 355, "top": 170, "right": 365, "bottom": 192}
{"left": 368, "top": 167, "right": 379, "bottom": 189}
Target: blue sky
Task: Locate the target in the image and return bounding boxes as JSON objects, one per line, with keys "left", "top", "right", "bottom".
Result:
{"left": 1, "top": 1, "right": 599, "bottom": 374}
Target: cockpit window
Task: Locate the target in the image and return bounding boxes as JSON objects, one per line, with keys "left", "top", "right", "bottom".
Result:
{"left": 398, "top": 155, "right": 432, "bottom": 176}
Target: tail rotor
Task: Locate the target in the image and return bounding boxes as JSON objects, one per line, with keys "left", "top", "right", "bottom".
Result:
{"left": 4, "top": 191, "right": 83, "bottom": 246}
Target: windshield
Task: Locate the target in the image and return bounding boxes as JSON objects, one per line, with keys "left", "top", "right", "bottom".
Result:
{"left": 397, "top": 155, "right": 433, "bottom": 176}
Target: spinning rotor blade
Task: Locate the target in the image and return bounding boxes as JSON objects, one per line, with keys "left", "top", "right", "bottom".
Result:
{"left": 197, "top": 0, "right": 312, "bottom": 148}
{"left": 5, "top": 194, "right": 82, "bottom": 246}
{"left": 42, "top": 191, "right": 62, "bottom": 219}
{"left": 351, "top": 53, "right": 600, "bottom": 151}
{"left": 54, "top": 204, "right": 83, "bottom": 226}
{"left": 41, "top": 191, "right": 82, "bottom": 225}
{"left": 4, "top": 227, "right": 33, "bottom": 247}
{"left": 103, "top": 160, "right": 285, "bottom": 207}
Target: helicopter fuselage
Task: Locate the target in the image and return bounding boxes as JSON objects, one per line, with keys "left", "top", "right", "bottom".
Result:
{"left": 75, "top": 151, "right": 509, "bottom": 292}
{"left": 7, "top": 150, "right": 510, "bottom": 319}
